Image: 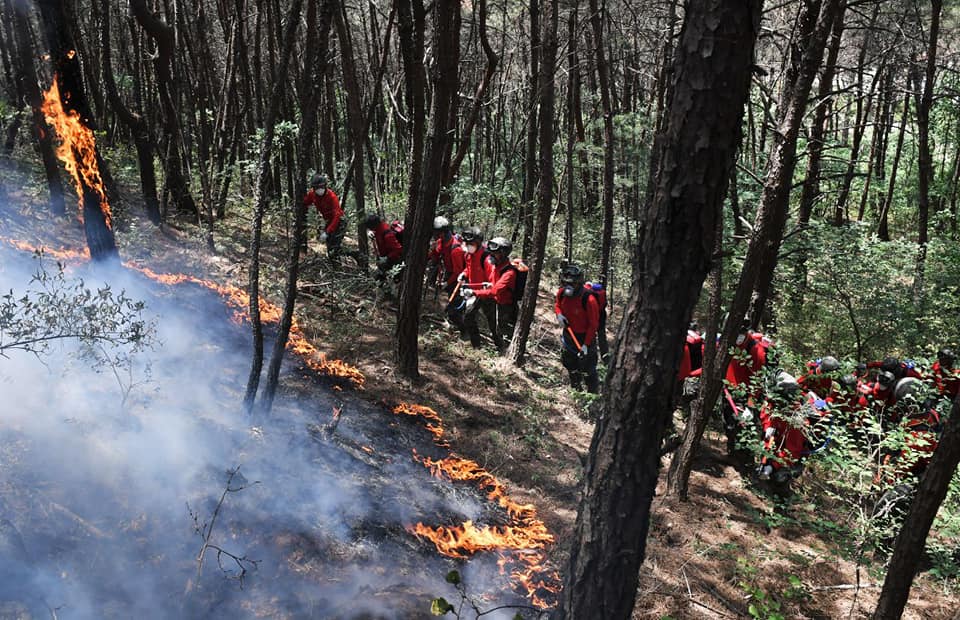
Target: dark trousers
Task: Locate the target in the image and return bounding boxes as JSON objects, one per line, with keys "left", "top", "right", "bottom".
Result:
{"left": 561, "top": 331, "right": 599, "bottom": 393}
{"left": 323, "top": 219, "right": 359, "bottom": 265}
{"left": 464, "top": 298, "right": 502, "bottom": 350}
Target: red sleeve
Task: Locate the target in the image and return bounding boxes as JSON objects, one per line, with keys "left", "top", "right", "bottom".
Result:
{"left": 554, "top": 290, "right": 562, "bottom": 315}
{"left": 476, "top": 267, "right": 517, "bottom": 303}
{"left": 383, "top": 230, "right": 403, "bottom": 260}
{"left": 583, "top": 295, "right": 600, "bottom": 346}
{"left": 451, "top": 245, "right": 466, "bottom": 275}
{"left": 483, "top": 255, "right": 496, "bottom": 282}
{"left": 324, "top": 192, "right": 342, "bottom": 234}
{"left": 303, "top": 190, "right": 318, "bottom": 208}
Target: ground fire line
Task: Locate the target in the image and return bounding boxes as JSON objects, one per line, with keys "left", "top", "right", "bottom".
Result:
{"left": 2, "top": 236, "right": 561, "bottom": 609}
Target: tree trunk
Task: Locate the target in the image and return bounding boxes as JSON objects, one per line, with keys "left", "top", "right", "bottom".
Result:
{"left": 911, "top": 0, "right": 942, "bottom": 308}
{"left": 873, "top": 395, "right": 960, "bottom": 619}
{"left": 556, "top": 3, "right": 761, "bottom": 616}
{"left": 877, "top": 89, "right": 909, "bottom": 241}
{"left": 334, "top": 0, "right": 370, "bottom": 262}
{"left": 395, "top": 0, "right": 460, "bottom": 379}
{"left": 11, "top": 0, "right": 65, "bottom": 216}
{"left": 395, "top": 0, "right": 426, "bottom": 226}
{"left": 130, "top": 0, "right": 199, "bottom": 221}
{"left": 589, "top": 0, "right": 615, "bottom": 285}
{"left": 36, "top": 0, "right": 118, "bottom": 262}
{"left": 259, "top": 0, "right": 329, "bottom": 414}
{"left": 563, "top": 3, "right": 578, "bottom": 261}
{"left": 506, "top": 0, "right": 556, "bottom": 367}
{"left": 99, "top": 0, "right": 161, "bottom": 224}
{"left": 242, "top": 0, "right": 302, "bottom": 411}
{"left": 520, "top": 0, "right": 539, "bottom": 257}
{"left": 798, "top": 1, "right": 845, "bottom": 224}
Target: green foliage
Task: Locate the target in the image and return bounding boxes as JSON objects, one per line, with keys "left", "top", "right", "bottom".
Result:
{"left": 0, "top": 254, "right": 155, "bottom": 362}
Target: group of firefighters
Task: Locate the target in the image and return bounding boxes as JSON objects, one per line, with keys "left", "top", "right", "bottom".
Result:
{"left": 303, "top": 174, "right": 608, "bottom": 392}
{"left": 678, "top": 323, "right": 959, "bottom": 486}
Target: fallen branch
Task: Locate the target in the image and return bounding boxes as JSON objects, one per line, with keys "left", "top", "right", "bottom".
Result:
{"left": 811, "top": 582, "right": 880, "bottom": 592}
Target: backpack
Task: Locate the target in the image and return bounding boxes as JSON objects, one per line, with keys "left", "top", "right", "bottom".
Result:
{"left": 506, "top": 258, "right": 529, "bottom": 307}
{"left": 389, "top": 220, "right": 405, "bottom": 246}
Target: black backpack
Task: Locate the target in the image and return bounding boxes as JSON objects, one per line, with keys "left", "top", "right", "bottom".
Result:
{"left": 507, "top": 258, "right": 529, "bottom": 307}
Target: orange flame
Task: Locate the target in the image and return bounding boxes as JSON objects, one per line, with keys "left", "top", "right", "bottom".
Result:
{"left": 40, "top": 78, "right": 112, "bottom": 228}
{"left": 1, "top": 237, "right": 89, "bottom": 261}
{"left": 393, "top": 403, "right": 448, "bottom": 447}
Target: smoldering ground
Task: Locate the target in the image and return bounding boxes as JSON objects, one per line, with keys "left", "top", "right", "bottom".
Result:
{"left": 0, "top": 248, "right": 532, "bottom": 619}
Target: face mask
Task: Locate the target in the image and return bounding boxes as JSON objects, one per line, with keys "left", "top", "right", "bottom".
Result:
{"left": 562, "top": 285, "right": 575, "bottom": 297}
{"left": 735, "top": 335, "right": 746, "bottom": 345}
{"left": 465, "top": 244, "right": 477, "bottom": 254}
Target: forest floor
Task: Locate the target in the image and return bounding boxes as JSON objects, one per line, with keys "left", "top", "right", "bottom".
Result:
{"left": 1, "top": 171, "right": 958, "bottom": 618}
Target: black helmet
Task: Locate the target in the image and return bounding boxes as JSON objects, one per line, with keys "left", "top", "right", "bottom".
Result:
{"left": 877, "top": 371, "right": 896, "bottom": 389}
{"left": 938, "top": 348, "right": 955, "bottom": 366}
{"left": 560, "top": 264, "right": 585, "bottom": 288}
{"left": 819, "top": 356, "right": 840, "bottom": 373}
{"left": 461, "top": 226, "right": 483, "bottom": 243}
{"left": 311, "top": 173, "right": 327, "bottom": 189}
{"left": 880, "top": 356, "right": 901, "bottom": 375}
{"left": 774, "top": 371, "right": 800, "bottom": 396}
{"left": 363, "top": 213, "right": 381, "bottom": 230}
{"left": 487, "top": 236, "right": 512, "bottom": 257}
{"left": 839, "top": 374, "right": 858, "bottom": 390}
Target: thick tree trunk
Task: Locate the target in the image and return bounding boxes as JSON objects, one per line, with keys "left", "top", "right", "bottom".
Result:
{"left": 873, "top": 396, "right": 960, "bottom": 619}
{"left": 99, "top": 0, "right": 160, "bottom": 224}
{"left": 242, "top": 0, "right": 302, "bottom": 411}
{"left": 556, "top": 3, "right": 761, "bottom": 617}
{"left": 395, "top": 0, "right": 460, "bottom": 379}
{"left": 395, "top": 0, "right": 426, "bottom": 226}
{"left": 36, "top": 0, "right": 118, "bottom": 262}
{"left": 131, "top": 0, "right": 199, "bottom": 221}
{"left": 506, "top": 0, "right": 556, "bottom": 367}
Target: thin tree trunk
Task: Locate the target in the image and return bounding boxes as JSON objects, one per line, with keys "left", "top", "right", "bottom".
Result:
{"left": 563, "top": 3, "right": 578, "bottom": 261}
{"left": 11, "top": 0, "right": 65, "bottom": 216}
{"left": 242, "top": 0, "right": 303, "bottom": 411}
{"left": 507, "top": 0, "right": 557, "bottom": 367}
{"left": 878, "top": 89, "right": 909, "bottom": 241}
{"left": 520, "top": 0, "right": 539, "bottom": 258}
{"left": 99, "top": 0, "right": 161, "bottom": 224}
{"left": 395, "top": 0, "right": 426, "bottom": 226}
{"left": 589, "top": 0, "right": 616, "bottom": 284}
{"left": 259, "top": 0, "right": 328, "bottom": 414}
{"left": 557, "top": 2, "right": 761, "bottom": 615}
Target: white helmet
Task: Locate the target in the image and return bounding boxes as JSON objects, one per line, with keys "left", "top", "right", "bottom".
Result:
{"left": 433, "top": 216, "right": 450, "bottom": 230}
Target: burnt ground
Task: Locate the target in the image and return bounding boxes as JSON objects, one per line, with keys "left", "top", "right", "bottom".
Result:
{"left": 1, "top": 174, "right": 958, "bottom": 618}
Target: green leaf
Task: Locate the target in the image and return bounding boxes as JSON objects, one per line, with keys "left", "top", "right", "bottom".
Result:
{"left": 748, "top": 603, "right": 760, "bottom": 618}
{"left": 444, "top": 569, "right": 461, "bottom": 585}
{"left": 430, "top": 597, "right": 454, "bottom": 615}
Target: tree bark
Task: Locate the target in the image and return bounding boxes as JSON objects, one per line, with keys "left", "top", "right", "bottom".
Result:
{"left": 873, "top": 395, "right": 960, "bottom": 619}
{"left": 36, "top": 0, "right": 118, "bottom": 262}
{"left": 556, "top": 3, "right": 761, "bottom": 616}
{"left": 242, "top": 0, "right": 303, "bottom": 411}
{"left": 519, "top": 0, "right": 539, "bottom": 257}
{"left": 395, "top": 0, "right": 460, "bottom": 379}
{"left": 877, "top": 88, "right": 909, "bottom": 242}
{"left": 506, "top": 0, "right": 556, "bottom": 367}
{"left": 395, "top": 0, "right": 426, "bottom": 226}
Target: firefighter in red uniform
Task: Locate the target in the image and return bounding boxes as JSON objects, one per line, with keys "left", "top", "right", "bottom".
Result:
{"left": 723, "top": 323, "right": 772, "bottom": 454}
{"left": 457, "top": 227, "right": 497, "bottom": 349}
{"left": 363, "top": 214, "right": 403, "bottom": 281}
{"left": 554, "top": 264, "right": 600, "bottom": 393}
{"left": 757, "top": 372, "right": 813, "bottom": 483}
{"left": 464, "top": 237, "right": 516, "bottom": 353}
{"left": 866, "top": 356, "right": 923, "bottom": 381}
{"left": 797, "top": 355, "right": 840, "bottom": 399}
{"left": 304, "top": 174, "right": 357, "bottom": 264}
{"left": 427, "top": 217, "right": 465, "bottom": 295}
{"left": 584, "top": 280, "right": 609, "bottom": 362}
{"left": 931, "top": 348, "right": 959, "bottom": 399}
{"left": 677, "top": 325, "right": 705, "bottom": 383}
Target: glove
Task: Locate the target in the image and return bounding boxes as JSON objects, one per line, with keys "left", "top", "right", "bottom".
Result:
{"left": 556, "top": 313, "right": 568, "bottom": 327}
{"left": 457, "top": 273, "right": 467, "bottom": 283}
{"left": 481, "top": 282, "right": 493, "bottom": 289}
{"left": 461, "top": 287, "right": 475, "bottom": 298}
{"left": 578, "top": 345, "right": 589, "bottom": 359}
{"left": 319, "top": 231, "right": 328, "bottom": 243}
{"left": 764, "top": 427, "right": 776, "bottom": 440}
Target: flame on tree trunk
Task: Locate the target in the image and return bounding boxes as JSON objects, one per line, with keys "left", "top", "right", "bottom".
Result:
{"left": 40, "top": 77, "right": 118, "bottom": 262}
